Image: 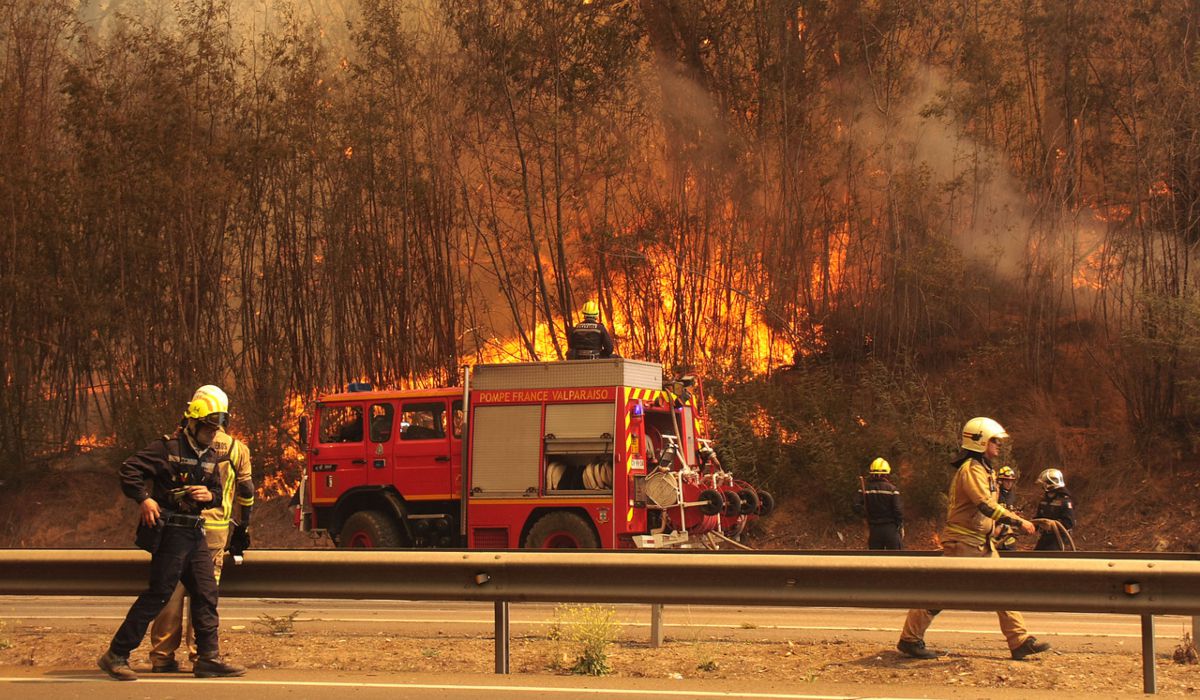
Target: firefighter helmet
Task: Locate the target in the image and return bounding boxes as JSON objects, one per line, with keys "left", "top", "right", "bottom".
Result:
{"left": 1036, "top": 468, "right": 1065, "bottom": 491}
{"left": 581, "top": 300, "right": 600, "bottom": 320}
{"left": 997, "top": 465, "right": 1016, "bottom": 480}
{"left": 184, "top": 384, "right": 230, "bottom": 427}
{"left": 868, "top": 457, "right": 891, "bottom": 475}
{"left": 960, "top": 417, "right": 1007, "bottom": 452}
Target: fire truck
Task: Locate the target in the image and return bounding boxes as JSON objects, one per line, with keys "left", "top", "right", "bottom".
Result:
{"left": 294, "top": 359, "right": 774, "bottom": 549}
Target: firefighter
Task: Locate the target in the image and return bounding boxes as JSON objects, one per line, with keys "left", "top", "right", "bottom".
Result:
{"left": 854, "top": 457, "right": 903, "bottom": 550}
{"left": 896, "top": 417, "right": 1051, "bottom": 661}
{"left": 1033, "top": 468, "right": 1075, "bottom": 551}
{"left": 98, "top": 385, "right": 245, "bottom": 681}
{"left": 148, "top": 417, "right": 254, "bottom": 672}
{"left": 567, "top": 300, "right": 615, "bottom": 359}
{"left": 994, "top": 466, "right": 1019, "bottom": 551}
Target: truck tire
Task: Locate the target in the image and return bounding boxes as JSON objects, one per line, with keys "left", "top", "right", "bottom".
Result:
{"left": 721, "top": 490, "right": 743, "bottom": 517}
{"left": 756, "top": 489, "right": 775, "bottom": 517}
{"left": 698, "top": 489, "right": 724, "bottom": 516}
{"left": 339, "top": 510, "right": 402, "bottom": 548}
{"left": 738, "top": 488, "right": 760, "bottom": 515}
{"left": 525, "top": 512, "right": 600, "bottom": 549}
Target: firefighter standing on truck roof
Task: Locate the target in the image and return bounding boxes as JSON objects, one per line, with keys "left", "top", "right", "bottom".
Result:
{"left": 853, "top": 457, "right": 903, "bottom": 550}
{"left": 1033, "top": 468, "right": 1075, "bottom": 551}
{"left": 567, "top": 300, "right": 615, "bottom": 359}
{"left": 994, "top": 466, "right": 1019, "bottom": 551}
{"left": 148, "top": 398, "right": 254, "bottom": 673}
{"left": 98, "top": 385, "right": 245, "bottom": 681}
{"left": 896, "top": 417, "right": 1052, "bottom": 661}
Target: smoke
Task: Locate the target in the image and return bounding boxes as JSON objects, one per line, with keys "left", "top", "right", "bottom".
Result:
{"left": 843, "top": 67, "right": 1107, "bottom": 302}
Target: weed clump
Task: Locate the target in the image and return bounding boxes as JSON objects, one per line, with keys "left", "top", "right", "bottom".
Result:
{"left": 549, "top": 604, "right": 621, "bottom": 676}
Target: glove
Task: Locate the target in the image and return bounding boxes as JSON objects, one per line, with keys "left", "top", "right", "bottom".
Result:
{"left": 229, "top": 523, "right": 251, "bottom": 563}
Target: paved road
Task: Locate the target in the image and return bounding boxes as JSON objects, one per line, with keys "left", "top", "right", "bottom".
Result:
{"left": 0, "top": 596, "right": 1192, "bottom": 653}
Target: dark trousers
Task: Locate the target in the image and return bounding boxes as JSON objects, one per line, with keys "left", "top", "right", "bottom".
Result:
{"left": 110, "top": 525, "right": 220, "bottom": 658}
{"left": 868, "top": 523, "right": 903, "bottom": 550}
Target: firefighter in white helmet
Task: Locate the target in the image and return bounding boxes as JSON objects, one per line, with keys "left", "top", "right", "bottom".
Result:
{"left": 148, "top": 385, "right": 255, "bottom": 672}
{"left": 853, "top": 457, "right": 903, "bottom": 550}
{"left": 896, "top": 417, "right": 1052, "bottom": 661}
{"left": 1033, "top": 468, "right": 1074, "bottom": 551}
{"left": 99, "top": 385, "right": 246, "bottom": 681}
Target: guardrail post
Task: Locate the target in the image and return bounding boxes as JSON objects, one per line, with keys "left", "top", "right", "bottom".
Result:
{"left": 1141, "top": 614, "right": 1156, "bottom": 694}
{"left": 650, "top": 604, "right": 664, "bottom": 647}
{"left": 494, "top": 601, "right": 510, "bottom": 674}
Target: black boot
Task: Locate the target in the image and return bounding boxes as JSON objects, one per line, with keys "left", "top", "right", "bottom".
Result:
{"left": 193, "top": 655, "right": 246, "bottom": 678}
{"left": 897, "top": 639, "right": 939, "bottom": 659}
{"left": 1011, "top": 636, "right": 1051, "bottom": 660}
{"left": 97, "top": 650, "right": 138, "bottom": 681}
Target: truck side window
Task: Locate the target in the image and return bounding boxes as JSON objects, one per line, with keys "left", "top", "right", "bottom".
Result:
{"left": 321, "top": 405, "right": 363, "bottom": 443}
{"left": 400, "top": 402, "right": 445, "bottom": 441}
{"left": 369, "top": 403, "right": 394, "bottom": 442}
{"left": 452, "top": 400, "right": 464, "bottom": 439}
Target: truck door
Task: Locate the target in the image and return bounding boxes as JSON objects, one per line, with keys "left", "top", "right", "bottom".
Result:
{"left": 311, "top": 402, "right": 367, "bottom": 504}
{"left": 366, "top": 401, "right": 396, "bottom": 487}
{"left": 395, "top": 400, "right": 453, "bottom": 499}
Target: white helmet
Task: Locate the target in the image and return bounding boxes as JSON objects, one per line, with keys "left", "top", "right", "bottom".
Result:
{"left": 960, "top": 417, "right": 1008, "bottom": 452}
{"left": 1037, "top": 468, "right": 1065, "bottom": 491}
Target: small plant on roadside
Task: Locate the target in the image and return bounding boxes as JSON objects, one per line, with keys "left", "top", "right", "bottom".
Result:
{"left": 254, "top": 610, "right": 301, "bottom": 637}
{"left": 421, "top": 647, "right": 441, "bottom": 658}
{"left": 1174, "top": 632, "right": 1198, "bottom": 665}
{"left": 550, "top": 604, "right": 622, "bottom": 676}
{"left": 0, "top": 620, "right": 10, "bottom": 650}
{"left": 696, "top": 658, "right": 719, "bottom": 672}
{"left": 740, "top": 621, "right": 758, "bottom": 629}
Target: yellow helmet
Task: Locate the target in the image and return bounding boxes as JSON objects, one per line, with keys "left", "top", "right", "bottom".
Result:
{"left": 961, "top": 416, "right": 1007, "bottom": 452}
{"left": 184, "top": 384, "right": 229, "bottom": 426}
{"left": 868, "top": 457, "right": 890, "bottom": 475}
{"left": 997, "top": 465, "right": 1016, "bottom": 480}
{"left": 581, "top": 300, "right": 600, "bottom": 320}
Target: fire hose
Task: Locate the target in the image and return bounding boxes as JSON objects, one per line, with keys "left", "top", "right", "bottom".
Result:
{"left": 1031, "top": 518, "right": 1076, "bottom": 551}
{"left": 703, "top": 530, "right": 755, "bottom": 551}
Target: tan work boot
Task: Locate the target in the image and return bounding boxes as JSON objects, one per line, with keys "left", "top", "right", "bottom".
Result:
{"left": 193, "top": 655, "right": 246, "bottom": 678}
{"left": 97, "top": 650, "right": 138, "bottom": 681}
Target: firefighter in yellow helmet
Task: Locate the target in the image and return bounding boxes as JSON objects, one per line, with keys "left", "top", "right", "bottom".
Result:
{"left": 853, "top": 457, "right": 903, "bottom": 550}
{"left": 567, "top": 300, "right": 615, "bottom": 360}
{"left": 896, "top": 417, "right": 1051, "bottom": 661}
{"left": 993, "top": 466, "right": 1019, "bottom": 551}
{"left": 99, "top": 385, "right": 245, "bottom": 681}
{"left": 148, "top": 386, "right": 255, "bottom": 673}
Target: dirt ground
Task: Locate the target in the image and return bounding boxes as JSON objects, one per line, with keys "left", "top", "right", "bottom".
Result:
{"left": 2, "top": 622, "right": 1199, "bottom": 695}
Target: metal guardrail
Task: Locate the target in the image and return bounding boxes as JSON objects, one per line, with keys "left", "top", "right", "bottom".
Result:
{"left": 2, "top": 549, "right": 1199, "bottom": 693}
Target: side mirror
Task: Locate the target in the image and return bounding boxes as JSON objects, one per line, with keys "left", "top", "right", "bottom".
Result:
{"left": 298, "top": 416, "right": 309, "bottom": 448}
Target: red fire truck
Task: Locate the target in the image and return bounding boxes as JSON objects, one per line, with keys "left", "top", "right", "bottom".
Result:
{"left": 294, "top": 359, "right": 773, "bottom": 549}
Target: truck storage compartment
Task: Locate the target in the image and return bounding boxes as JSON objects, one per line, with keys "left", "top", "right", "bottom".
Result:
{"left": 543, "top": 402, "right": 614, "bottom": 494}
{"left": 470, "top": 404, "right": 541, "bottom": 497}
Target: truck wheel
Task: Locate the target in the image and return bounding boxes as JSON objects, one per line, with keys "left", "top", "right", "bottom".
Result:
{"left": 698, "top": 489, "right": 724, "bottom": 516}
{"left": 721, "top": 490, "right": 743, "bottom": 517}
{"left": 738, "top": 488, "right": 760, "bottom": 515}
{"left": 339, "top": 510, "right": 402, "bottom": 548}
{"left": 525, "top": 512, "right": 600, "bottom": 549}
{"left": 756, "top": 489, "right": 775, "bottom": 517}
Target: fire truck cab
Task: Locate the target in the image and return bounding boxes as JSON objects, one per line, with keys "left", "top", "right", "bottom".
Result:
{"left": 296, "top": 359, "right": 771, "bottom": 549}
